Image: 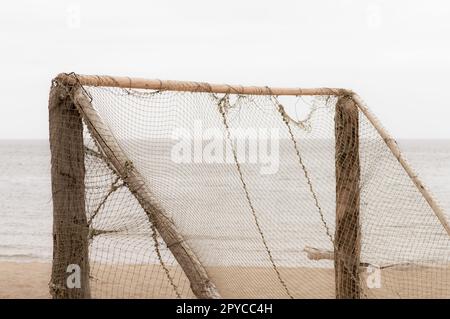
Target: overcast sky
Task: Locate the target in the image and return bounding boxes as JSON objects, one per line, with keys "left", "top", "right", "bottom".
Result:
{"left": 1, "top": 0, "right": 450, "bottom": 139}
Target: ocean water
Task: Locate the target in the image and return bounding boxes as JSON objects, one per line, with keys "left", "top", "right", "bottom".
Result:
{"left": 0, "top": 140, "right": 52, "bottom": 262}
{"left": 0, "top": 139, "right": 449, "bottom": 263}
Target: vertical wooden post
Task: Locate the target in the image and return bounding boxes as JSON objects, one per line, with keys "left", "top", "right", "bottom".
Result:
{"left": 334, "top": 95, "right": 361, "bottom": 299}
{"left": 48, "top": 83, "right": 91, "bottom": 298}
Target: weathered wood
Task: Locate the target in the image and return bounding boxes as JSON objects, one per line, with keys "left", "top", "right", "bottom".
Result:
{"left": 48, "top": 83, "right": 91, "bottom": 298}
{"left": 334, "top": 95, "right": 361, "bottom": 299}
{"left": 56, "top": 73, "right": 351, "bottom": 96}
{"left": 304, "top": 246, "right": 334, "bottom": 261}
{"left": 72, "top": 86, "right": 221, "bottom": 299}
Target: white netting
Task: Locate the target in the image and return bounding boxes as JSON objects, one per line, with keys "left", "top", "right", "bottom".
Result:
{"left": 49, "top": 76, "right": 450, "bottom": 299}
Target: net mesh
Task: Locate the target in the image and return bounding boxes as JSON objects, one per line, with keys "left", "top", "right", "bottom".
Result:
{"left": 49, "top": 76, "right": 450, "bottom": 299}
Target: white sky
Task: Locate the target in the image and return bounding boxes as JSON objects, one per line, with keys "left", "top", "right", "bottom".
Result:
{"left": 1, "top": 0, "right": 450, "bottom": 139}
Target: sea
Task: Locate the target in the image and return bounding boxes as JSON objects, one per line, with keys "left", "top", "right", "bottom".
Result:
{"left": 0, "top": 139, "right": 449, "bottom": 263}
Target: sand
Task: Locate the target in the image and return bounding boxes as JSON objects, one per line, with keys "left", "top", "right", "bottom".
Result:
{"left": 0, "top": 262, "right": 51, "bottom": 299}
{"left": 0, "top": 262, "right": 335, "bottom": 299}
{"left": 1, "top": 262, "right": 449, "bottom": 298}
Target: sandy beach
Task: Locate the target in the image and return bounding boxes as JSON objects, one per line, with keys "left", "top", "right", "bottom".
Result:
{"left": 0, "top": 262, "right": 51, "bottom": 299}
{"left": 2, "top": 261, "right": 450, "bottom": 299}
{"left": 0, "top": 262, "right": 335, "bottom": 299}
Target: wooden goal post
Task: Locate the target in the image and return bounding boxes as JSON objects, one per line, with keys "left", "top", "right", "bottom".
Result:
{"left": 49, "top": 73, "right": 450, "bottom": 299}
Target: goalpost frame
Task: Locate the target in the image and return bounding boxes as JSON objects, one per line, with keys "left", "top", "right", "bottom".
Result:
{"left": 48, "top": 81, "right": 91, "bottom": 298}
{"left": 56, "top": 73, "right": 350, "bottom": 96}
{"left": 50, "top": 73, "right": 450, "bottom": 299}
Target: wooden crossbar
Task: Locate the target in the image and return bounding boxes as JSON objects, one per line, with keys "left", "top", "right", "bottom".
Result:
{"left": 56, "top": 73, "right": 351, "bottom": 96}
